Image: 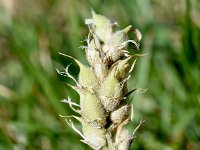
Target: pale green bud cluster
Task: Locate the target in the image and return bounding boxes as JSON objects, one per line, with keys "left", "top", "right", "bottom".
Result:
{"left": 59, "top": 11, "right": 143, "bottom": 150}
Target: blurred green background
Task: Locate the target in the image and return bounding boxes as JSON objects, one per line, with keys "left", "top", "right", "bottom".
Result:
{"left": 0, "top": 0, "right": 200, "bottom": 149}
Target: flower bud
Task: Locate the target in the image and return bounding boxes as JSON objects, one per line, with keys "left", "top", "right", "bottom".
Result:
{"left": 115, "top": 56, "right": 132, "bottom": 80}
{"left": 103, "top": 25, "right": 132, "bottom": 62}
{"left": 117, "top": 129, "right": 132, "bottom": 150}
{"left": 110, "top": 105, "right": 131, "bottom": 124}
{"left": 77, "top": 62, "right": 99, "bottom": 90}
{"left": 98, "top": 68, "right": 122, "bottom": 111}
{"left": 91, "top": 10, "right": 113, "bottom": 42}
{"left": 82, "top": 121, "right": 106, "bottom": 149}
{"left": 60, "top": 54, "right": 100, "bottom": 90}
{"left": 86, "top": 37, "right": 108, "bottom": 81}
{"left": 81, "top": 90, "right": 106, "bottom": 128}
{"left": 86, "top": 39, "right": 101, "bottom": 66}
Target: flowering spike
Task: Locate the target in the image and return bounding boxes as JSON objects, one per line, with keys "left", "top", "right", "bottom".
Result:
{"left": 58, "top": 11, "right": 144, "bottom": 150}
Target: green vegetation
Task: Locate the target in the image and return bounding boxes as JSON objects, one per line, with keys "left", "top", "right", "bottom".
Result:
{"left": 0, "top": 0, "right": 200, "bottom": 149}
